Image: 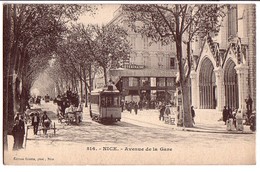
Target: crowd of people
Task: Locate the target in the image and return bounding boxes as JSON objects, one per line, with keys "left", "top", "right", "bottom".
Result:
{"left": 222, "top": 95, "right": 254, "bottom": 130}
{"left": 121, "top": 100, "right": 175, "bottom": 115}
{"left": 121, "top": 101, "right": 140, "bottom": 115}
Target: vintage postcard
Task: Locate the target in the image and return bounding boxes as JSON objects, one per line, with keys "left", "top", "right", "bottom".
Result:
{"left": 2, "top": 2, "right": 256, "bottom": 165}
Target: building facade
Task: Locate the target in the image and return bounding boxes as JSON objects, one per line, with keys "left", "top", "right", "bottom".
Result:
{"left": 108, "top": 7, "right": 178, "bottom": 103}
{"left": 190, "top": 4, "right": 256, "bottom": 112}
{"left": 105, "top": 4, "right": 256, "bottom": 111}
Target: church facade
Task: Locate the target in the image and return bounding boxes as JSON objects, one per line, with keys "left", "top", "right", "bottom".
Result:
{"left": 190, "top": 4, "right": 256, "bottom": 112}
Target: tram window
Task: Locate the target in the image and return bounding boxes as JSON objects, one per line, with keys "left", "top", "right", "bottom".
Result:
{"left": 101, "top": 97, "right": 106, "bottom": 107}
{"left": 106, "top": 97, "right": 113, "bottom": 107}
{"left": 91, "top": 95, "right": 99, "bottom": 104}
{"left": 113, "top": 96, "right": 119, "bottom": 106}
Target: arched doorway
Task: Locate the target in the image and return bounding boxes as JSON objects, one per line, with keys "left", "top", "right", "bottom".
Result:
{"left": 199, "top": 58, "right": 217, "bottom": 109}
{"left": 224, "top": 59, "right": 239, "bottom": 109}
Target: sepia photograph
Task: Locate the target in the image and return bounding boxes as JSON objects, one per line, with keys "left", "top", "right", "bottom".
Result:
{"left": 1, "top": 1, "right": 257, "bottom": 166}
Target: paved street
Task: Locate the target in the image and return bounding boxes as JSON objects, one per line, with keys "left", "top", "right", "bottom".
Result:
{"left": 5, "top": 101, "right": 255, "bottom": 165}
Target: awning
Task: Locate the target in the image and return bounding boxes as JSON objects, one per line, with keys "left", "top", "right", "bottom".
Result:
{"left": 110, "top": 68, "right": 177, "bottom": 78}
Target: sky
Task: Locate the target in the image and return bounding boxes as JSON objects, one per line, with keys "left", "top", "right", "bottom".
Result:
{"left": 78, "top": 4, "right": 120, "bottom": 26}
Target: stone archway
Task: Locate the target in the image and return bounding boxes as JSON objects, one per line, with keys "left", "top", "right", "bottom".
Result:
{"left": 199, "top": 58, "right": 217, "bottom": 109}
{"left": 224, "top": 59, "right": 239, "bottom": 109}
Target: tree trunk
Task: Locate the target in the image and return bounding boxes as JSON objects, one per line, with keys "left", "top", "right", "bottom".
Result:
{"left": 3, "top": 4, "right": 11, "bottom": 151}
{"left": 181, "top": 81, "right": 193, "bottom": 127}
{"left": 103, "top": 66, "right": 108, "bottom": 85}
{"left": 176, "top": 33, "right": 193, "bottom": 127}
{"left": 83, "top": 68, "right": 88, "bottom": 107}
{"left": 20, "top": 85, "right": 29, "bottom": 113}
{"left": 79, "top": 66, "right": 83, "bottom": 102}
{"left": 88, "top": 64, "right": 92, "bottom": 111}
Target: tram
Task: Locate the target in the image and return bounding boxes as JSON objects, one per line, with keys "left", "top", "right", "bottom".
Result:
{"left": 90, "top": 84, "right": 121, "bottom": 123}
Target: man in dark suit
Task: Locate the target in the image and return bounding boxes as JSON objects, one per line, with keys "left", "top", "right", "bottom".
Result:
{"left": 12, "top": 119, "right": 20, "bottom": 150}
{"left": 18, "top": 115, "right": 25, "bottom": 149}
{"left": 31, "top": 112, "right": 40, "bottom": 135}
{"left": 222, "top": 106, "right": 229, "bottom": 125}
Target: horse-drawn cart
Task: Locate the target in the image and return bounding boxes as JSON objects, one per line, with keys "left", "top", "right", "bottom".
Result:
{"left": 55, "top": 92, "right": 82, "bottom": 125}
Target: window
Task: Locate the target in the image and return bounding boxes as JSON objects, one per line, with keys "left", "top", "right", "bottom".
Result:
{"left": 106, "top": 97, "right": 113, "bottom": 107}
{"left": 143, "top": 55, "right": 150, "bottom": 67}
{"left": 228, "top": 5, "right": 238, "bottom": 38}
{"left": 166, "top": 78, "right": 175, "bottom": 87}
{"left": 100, "top": 96, "right": 106, "bottom": 107}
{"left": 158, "top": 55, "right": 164, "bottom": 69}
{"left": 129, "top": 77, "right": 139, "bottom": 87}
{"left": 91, "top": 95, "right": 99, "bottom": 104}
{"left": 113, "top": 96, "right": 120, "bottom": 106}
{"left": 140, "top": 77, "right": 150, "bottom": 87}
{"left": 150, "top": 77, "right": 156, "bottom": 87}
{"left": 100, "top": 95, "right": 120, "bottom": 107}
{"left": 130, "top": 56, "right": 136, "bottom": 64}
{"left": 156, "top": 78, "right": 166, "bottom": 87}
{"left": 170, "top": 58, "right": 175, "bottom": 69}
{"left": 131, "top": 37, "right": 136, "bottom": 49}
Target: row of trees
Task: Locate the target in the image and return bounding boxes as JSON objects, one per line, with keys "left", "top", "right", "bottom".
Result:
{"left": 3, "top": 4, "right": 96, "bottom": 150}
{"left": 3, "top": 4, "right": 229, "bottom": 150}
{"left": 3, "top": 4, "right": 132, "bottom": 149}
{"left": 49, "top": 24, "right": 130, "bottom": 98}
{"left": 46, "top": 23, "right": 131, "bottom": 105}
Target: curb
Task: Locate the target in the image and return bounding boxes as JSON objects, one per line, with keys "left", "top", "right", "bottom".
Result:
{"left": 175, "top": 127, "right": 254, "bottom": 134}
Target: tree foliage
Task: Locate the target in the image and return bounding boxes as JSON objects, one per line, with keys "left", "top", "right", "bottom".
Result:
{"left": 51, "top": 23, "right": 131, "bottom": 88}
{"left": 3, "top": 4, "right": 96, "bottom": 150}
{"left": 123, "top": 4, "right": 227, "bottom": 127}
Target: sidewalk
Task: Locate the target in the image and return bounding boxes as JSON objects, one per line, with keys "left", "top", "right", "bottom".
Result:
{"left": 121, "top": 108, "right": 254, "bottom": 134}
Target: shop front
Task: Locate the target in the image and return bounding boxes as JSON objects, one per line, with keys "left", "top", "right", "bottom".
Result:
{"left": 110, "top": 68, "right": 177, "bottom": 104}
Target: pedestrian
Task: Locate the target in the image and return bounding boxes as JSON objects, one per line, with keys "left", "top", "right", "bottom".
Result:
{"left": 31, "top": 112, "right": 40, "bottom": 135}
{"left": 129, "top": 102, "right": 133, "bottom": 114}
{"left": 165, "top": 105, "right": 171, "bottom": 116}
{"left": 125, "top": 101, "right": 128, "bottom": 111}
{"left": 12, "top": 118, "right": 20, "bottom": 150}
{"left": 138, "top": 101, "right": 142, "bottom": 111}
{"left": 232, "top": 108, "right": 237, "bottom": 128}
{"left": 246, "top": 95, "right": 253, "bottom": 120}
{"left": 41, "top": 111, "right": 51, "bottom": 135}
{"left": 18, "top": 115, "right": 25, "bottom": 149}
{"left": 246, "top": 95, "right": 253, "bottom": 112}
{"left": 222, "top": 106, "right": 229, "bottom": 125}
{"left": 191, "top": 106, "right": 195, "bottom": 125}
{"left": 159, "top": 104, "right": 166, "bottom": 121}
{"left": 134, "top": 102, "right": 138, "bottom": 115}
{"left": 228, "top": 106, "right": 232, "bottom": 118}
{"left": 120, "top": 101, "right": 124, "bottom": 112}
